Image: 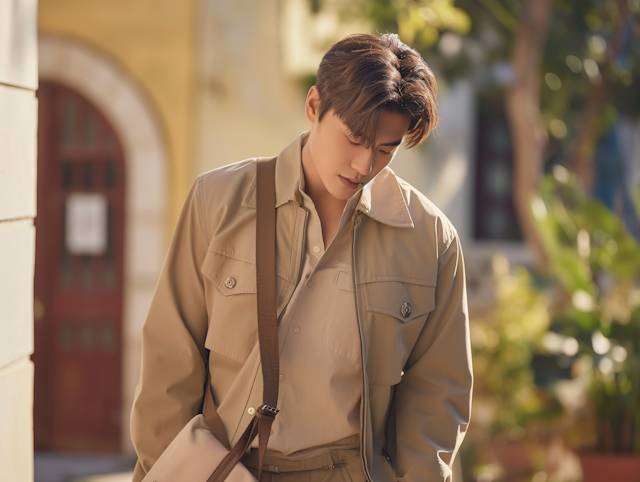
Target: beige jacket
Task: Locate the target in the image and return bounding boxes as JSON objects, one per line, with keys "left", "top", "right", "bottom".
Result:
{"left": 130, "top": 133, "right": 473, "bottom": 482}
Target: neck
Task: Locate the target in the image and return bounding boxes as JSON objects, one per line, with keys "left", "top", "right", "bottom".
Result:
{"left": 300, "top": 138, "right": 347, "bottom": 215}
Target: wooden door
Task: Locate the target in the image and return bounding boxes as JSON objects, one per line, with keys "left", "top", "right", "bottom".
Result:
{"left": 33, "top": 81, "right": 126, "bottom": 452}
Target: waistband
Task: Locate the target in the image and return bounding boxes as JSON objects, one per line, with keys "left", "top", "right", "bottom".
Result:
{"left": 241, "top": 434, "right": 361, "bottom": 473}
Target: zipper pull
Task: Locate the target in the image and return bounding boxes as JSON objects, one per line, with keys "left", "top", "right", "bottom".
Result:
{"left": 382, "top": 448, "right": 392, "bottom": 463}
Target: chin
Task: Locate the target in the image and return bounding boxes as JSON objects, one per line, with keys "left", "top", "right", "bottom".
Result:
{"left": 328, "top": 185, "right": 358, "bottom": 201}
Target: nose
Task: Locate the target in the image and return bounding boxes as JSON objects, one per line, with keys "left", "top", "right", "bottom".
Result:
{"left": 351, "top": 148, "right": 374, "bottom": 177}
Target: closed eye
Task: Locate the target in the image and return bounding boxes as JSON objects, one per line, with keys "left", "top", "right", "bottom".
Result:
{"left": 345, "top": 132, "right": 362, "bottom": 146}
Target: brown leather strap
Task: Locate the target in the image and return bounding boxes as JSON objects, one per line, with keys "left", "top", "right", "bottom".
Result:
{"left": 205, "top": 156, "right": 279, "bottom": 482}
{"left": 254, "top": 156, "right": 280, "bottom": 481}
{"left": 202, "top": 362, "right": 231, "bottom": 451}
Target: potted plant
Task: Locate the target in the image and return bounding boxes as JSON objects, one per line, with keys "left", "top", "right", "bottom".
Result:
{"left": 529, "top": 166, "right": 640, "bottom": 482}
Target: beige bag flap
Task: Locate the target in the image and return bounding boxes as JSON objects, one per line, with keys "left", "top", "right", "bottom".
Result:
{"left": 142, "top": 414, "right": 258, "bottom": 482}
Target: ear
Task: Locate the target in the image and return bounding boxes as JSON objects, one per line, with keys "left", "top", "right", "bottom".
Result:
{"left": 305, "top": 86, "right": 321, "bottom": 124}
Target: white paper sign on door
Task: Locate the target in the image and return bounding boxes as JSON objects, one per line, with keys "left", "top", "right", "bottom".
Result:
{"left": 65, "top": 193, "right": 108, "bottom": 255}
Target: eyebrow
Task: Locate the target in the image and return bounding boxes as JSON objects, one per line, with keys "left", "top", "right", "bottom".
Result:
{"left": 379, "top": 139, "right": 403, "bottom": 147}
{"left": 346, "top": 132, "right": 402, "bottom": 147}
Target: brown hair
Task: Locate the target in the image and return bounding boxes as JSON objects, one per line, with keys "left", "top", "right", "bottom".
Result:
{"left": 316, "top": 33, "right": 438, "bottom": 149}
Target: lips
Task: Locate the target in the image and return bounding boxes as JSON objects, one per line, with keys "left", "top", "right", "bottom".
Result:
{"left": 339, "top": 175, "right": 362, "bottom": 189}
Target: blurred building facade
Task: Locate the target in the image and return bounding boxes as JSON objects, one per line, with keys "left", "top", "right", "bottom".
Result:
{"left": 34, "top": 0, "right": 521, "bottom": 459}
{"left": 0, "top": 0, "right": 38, "bottom": 479}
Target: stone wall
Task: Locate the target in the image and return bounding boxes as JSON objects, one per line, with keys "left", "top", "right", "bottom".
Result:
{"left": 0, "top": 0, "right": 38, "bottom": 480}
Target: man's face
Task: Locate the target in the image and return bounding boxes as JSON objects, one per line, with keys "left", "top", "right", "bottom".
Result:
{"left": 303, "top": 87, "right": 412, "bottom": 201}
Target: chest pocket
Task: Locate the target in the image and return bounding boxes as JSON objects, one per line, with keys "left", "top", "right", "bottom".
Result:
{"left": 200, "top": 249, "right": 287, "bottom": 363}
{"left": 361, "top": 278, "right": 436, "bottom": 385}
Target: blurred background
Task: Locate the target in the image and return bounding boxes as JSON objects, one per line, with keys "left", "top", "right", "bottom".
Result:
{"left": 1, "top": 0, "right": 639, "bottom": 481}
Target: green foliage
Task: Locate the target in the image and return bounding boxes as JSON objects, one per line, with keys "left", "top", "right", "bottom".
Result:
{"left": 318, "top": 0, "right": 640, "bottom": 155}
{"left": 470, "top": 257, "right": 563, "bottom": 435}
{"left": 393, "top": 0, "right": 471, "bottom": 48}
{"left": 469, "top": 167, "right": 640, "bottom": 456}
{"left": 530, "top": 167, "right": 640, "bottom": 453}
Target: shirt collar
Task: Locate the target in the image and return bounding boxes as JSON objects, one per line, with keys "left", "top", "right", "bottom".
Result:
{"left": 242, "top": 131, "right": 414, "bottom": 229}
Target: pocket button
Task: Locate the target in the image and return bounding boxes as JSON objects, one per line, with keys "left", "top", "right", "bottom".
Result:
{"left": 224, "top": 277, "right": 236, "bottom": 289}
{"left": 401, "top": 302, "right": 412, "bottom": 318}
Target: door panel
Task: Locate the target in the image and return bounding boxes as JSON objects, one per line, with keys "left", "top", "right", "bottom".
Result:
{"left": 33, "top": 82, "right": 125, "bottom": 452}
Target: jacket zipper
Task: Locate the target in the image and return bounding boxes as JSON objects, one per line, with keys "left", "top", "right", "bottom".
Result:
{"left": 382, "top": 383, "right": 397, "bottom": 466}
{"left": 351, "top": 212, "right": 374, "bottom": 482}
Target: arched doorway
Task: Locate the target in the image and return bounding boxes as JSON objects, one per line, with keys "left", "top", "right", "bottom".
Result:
{"left": 38, "top": 35, "right": 169, "bottom": 455}
{"left": 33, "top": 82, "right": 126, "bottom": 452}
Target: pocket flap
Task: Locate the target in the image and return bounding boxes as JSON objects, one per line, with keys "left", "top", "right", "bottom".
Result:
{"left": 363, "top": 280, "right": 435, "bottom": 323}
{"left": 200, "top": 250, "right": 257, "bottom": 296}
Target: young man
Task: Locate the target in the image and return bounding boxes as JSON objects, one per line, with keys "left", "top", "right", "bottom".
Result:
{"left": 130, "top": 33, "right": 473, "bottom": 482}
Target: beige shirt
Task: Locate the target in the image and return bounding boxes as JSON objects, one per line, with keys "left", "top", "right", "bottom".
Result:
{"left": 248, "top": 133, "right": 363, "bottom": 454}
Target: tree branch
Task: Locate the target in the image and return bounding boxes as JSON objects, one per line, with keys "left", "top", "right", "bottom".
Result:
{"left": 505, "top": 0, "right": 552, "bottom": 268}
{"left": 570, "top": 0, "right": 629, "bottom": 187}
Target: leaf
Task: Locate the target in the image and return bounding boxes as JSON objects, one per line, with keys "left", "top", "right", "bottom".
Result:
{"left": 580, "top": 199, "right": 622, "bottom": 236}
{"left": 550, "top": 246, "right": 595, "bottom": 294}
{"left": 607, "top": 236, "right": 640, "bottom": 278}
{"left": 529, "top": 195, "right": 561, "bottom": 253}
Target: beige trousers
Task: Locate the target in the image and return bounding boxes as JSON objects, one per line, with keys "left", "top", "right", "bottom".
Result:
{"left": 242, "top": 435, "right": 366, "bottom": 482}
{"left": 242, "top": 435, "right": 464, "bottom": 481}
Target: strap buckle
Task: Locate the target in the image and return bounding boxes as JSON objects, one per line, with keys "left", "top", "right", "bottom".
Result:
{"left": 258, "top": 404, "right": 280, "bottom": 416}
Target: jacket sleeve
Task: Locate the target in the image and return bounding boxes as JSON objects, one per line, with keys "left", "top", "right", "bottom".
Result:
{"left": 130, "top": 175, "right": 210, "bottom": 482}
{"left": 394, "top": 229, "right": 473, "bottom": 482}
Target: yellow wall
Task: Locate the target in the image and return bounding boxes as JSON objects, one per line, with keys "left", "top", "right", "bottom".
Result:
{"left": 38, "top": 0, "right": 196, "bottom": 240}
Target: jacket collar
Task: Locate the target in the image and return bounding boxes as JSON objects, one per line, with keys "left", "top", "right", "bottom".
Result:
{"left": 242, "top": 131, "right": 414, "bottom": 229}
